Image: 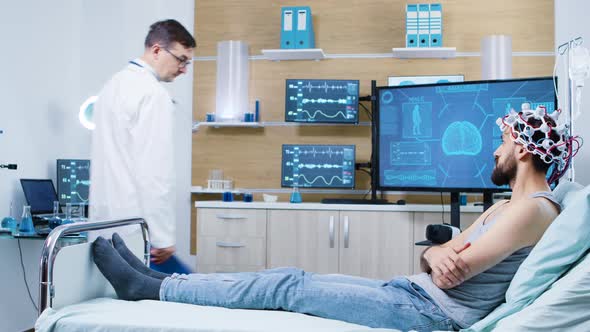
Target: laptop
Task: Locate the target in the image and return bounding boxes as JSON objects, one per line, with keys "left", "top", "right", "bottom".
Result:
{"left": 19, "top": 179, "right": 60, "bottom": 234}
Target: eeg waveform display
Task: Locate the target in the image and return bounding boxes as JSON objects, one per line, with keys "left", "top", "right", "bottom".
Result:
{"left": 282, "top": 144, "right": 355, "bottom": 188}
{"left": 377, "top": 77, "right": 556, "bottom": 192}
{"left": 57, "top": 159, "right": 90, "bottom": 205}
{"left": 285, "top": 79, "right": 359, "bottom": 123}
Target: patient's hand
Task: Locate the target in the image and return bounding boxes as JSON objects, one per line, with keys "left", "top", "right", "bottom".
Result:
{"left": 150, "top": 245, "right": 176, "bottom": 264}
{"left": 425, "top": 243, "right": 471, "bottom": 289}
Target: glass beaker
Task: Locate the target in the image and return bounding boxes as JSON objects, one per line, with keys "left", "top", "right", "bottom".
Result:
{"left": 61, "top": 203, "right": 74, "bottom": 225}
{"left": 1, "top": 201, "right": 17, "bottom": 231}
{"left": 18, "top": 205, "right": 35, "bottom": 234}
{"left": 290, "top": 186, "right": 302, "bottom": 204}
{"left": 77, "top": 203, "right": 86, "bottom": 221}
{"left": 49, "top": 201, "right": 62, "bottom": 229}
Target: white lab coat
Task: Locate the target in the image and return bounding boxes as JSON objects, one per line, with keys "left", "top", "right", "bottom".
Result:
{"left": 89, "top": 59, "right": 176, "bottom": 249}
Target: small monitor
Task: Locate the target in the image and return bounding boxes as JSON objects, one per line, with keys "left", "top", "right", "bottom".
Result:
{"left": 282, "top": 144, "right": 355, "bottom": 188}
{"left": 388, "top": 74, "right": 464, "bottom": 87}
{"left": 20, "top": 179, "right": 58, "bottom": 215}
{"left": 285, "top": 79, "right": 359, "bottom": 123}
{"left": 376, "top": 76, "right": 556, "bottom": 192}
{"left": 57, "top": 159, "right": 91, "bottom": 206}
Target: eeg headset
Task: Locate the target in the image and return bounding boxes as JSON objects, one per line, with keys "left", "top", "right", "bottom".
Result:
{"left": 496, "top": 103, "right": 583, "bottom": 184}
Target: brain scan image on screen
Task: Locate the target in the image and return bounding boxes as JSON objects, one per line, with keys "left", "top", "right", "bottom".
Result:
{"left": 378, "top": 78, "right": 556, "bottom": 191}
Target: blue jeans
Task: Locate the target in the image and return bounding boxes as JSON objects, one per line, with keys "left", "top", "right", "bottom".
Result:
{"left": 160, "top": 267, "right": 454, "bottom": 331}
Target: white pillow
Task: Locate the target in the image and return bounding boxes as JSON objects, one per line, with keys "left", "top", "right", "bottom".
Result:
{"left": 493, "top": 251, "right": 590, "bottom": 331}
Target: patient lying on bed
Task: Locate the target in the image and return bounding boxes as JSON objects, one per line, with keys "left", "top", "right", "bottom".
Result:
{"left": 93, "top": 111, "right": 577, "bottom": 331}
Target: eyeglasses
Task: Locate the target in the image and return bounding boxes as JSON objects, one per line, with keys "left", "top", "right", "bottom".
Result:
{"left": 163, "top": 47, "right": 192, "bottom": 68}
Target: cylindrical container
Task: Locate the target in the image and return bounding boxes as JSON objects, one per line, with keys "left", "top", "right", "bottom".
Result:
{"left": 243, "top": 192, "right": 253, "bottom": 202}
{"left": 222, "top": 192, "right": 234, "bottom": 202}
{"left": 481, "top": 35, "right": 512, "bottom": 80}
{"left": 215, "top": 40, "right": 249, "bottom": 122}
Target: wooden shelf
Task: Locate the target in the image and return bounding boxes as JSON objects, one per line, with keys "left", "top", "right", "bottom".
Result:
{"left": 261, "top": 48, "right": 325, "bottom": 61}
{"left": 392, "top": 47, "right": 456, "bottom": 59}
{"left": 191, "top": 187, "right": 241, "bottom": 194}
{"left": 193, "top": 122, "right": 263, "bottom": 132}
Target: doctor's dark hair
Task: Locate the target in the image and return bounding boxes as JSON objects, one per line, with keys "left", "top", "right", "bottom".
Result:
{"left": 144, "top": 19, "right": 196, "bottom": 49}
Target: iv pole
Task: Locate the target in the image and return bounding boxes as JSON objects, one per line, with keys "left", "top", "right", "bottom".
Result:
{"left": 557, "top": 36, "right": 583, "bottom": 182}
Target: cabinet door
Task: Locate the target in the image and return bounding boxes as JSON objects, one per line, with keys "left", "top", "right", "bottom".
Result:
{"left": 197, "top": 208, "right": 267, "bottom": 273}
{"left": 339, "top": 211, "right": 413, "bottom": 279}
{"left": 267, "top": 210, "right": 339, "bottom": 274}
{"left": 412, "top": 212, "right": 480, "bottom": 274}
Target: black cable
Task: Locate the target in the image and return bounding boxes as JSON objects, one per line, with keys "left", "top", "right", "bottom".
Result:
{"left": 440, "top": 193, "right": 445, "bottom": 224}
{"left": 18, "top": 239, "right": 39, "bottom": 312}
{"left": 358, "top": 169, "right": 371, "bottom": 176}
{"left": 358, "top": 169, "right": 372, "bottom": 199}
{"left": 359, "top": 102, "right": 372, "bottom": 121}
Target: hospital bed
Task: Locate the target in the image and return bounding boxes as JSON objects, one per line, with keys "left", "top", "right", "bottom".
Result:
{"left": 35, "top": 218, "right": 391, "bottom": 332}
{"left": 35, "top": 182, "right": 590, "bottom": 331}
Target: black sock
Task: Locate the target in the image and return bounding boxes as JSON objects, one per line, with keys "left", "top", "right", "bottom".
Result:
{"left": 92, "top": 236, "right": 162, "bottom": 301}
{"left": 111, "top": 233, "right": 171, "bottom": 280}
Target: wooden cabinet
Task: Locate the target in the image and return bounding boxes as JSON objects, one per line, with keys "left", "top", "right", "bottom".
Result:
{"left": 338, "top": 211, "right": 413, "bottom": 279}
{"left": 267, "top": 210, "right": 413, "bottom": 279}
{"left": 196, "top": 204, "right": 483, "bottom": 278}
{"left": 267, "top": 210, "right": 339, "bottom": 273}
{"left": 197, "top": 208, "right": 267, "bottom": 273}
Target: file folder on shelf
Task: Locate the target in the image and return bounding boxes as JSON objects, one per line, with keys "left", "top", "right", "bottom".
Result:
{"left": 429, "top": 3, "right": 442, "bottom": 47}
{"left": 294, "top": 6, "right": 315, "bottom": 49}
{"left": 418, "top": 4, "right": 430, "bottom": 47}
{"left": 281, "top": 7, "right": 295, "bottom": 49}
{"left": 406, "top": 4, "right": 418, "bottom": 47}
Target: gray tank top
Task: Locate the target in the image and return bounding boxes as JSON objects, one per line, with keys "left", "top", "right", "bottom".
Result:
{"left": 407, "top": 192, "right": 561, "bottom": 328}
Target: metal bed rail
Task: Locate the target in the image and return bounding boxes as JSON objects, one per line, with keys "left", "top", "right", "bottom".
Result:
{"left": 38, "top": 218, "right": 149, "bottom": 315}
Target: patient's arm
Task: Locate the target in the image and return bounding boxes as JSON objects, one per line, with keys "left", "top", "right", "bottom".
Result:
{"left": 457, "top": 199, "right": 556, "bottom": 279}
{"left": 419, "top": 202, "right": 497, "bottom": 285}
{"left": 431, "top": 198, "right": 557, "bottom": 289}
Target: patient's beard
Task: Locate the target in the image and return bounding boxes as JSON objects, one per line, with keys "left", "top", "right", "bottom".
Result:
{"left": 491, "top": 156, "right": 517, "bottom": 186}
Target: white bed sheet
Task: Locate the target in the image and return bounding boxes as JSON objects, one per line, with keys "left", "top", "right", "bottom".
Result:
{"left": 35, "top": 297, "right": 402, "bottom": 332}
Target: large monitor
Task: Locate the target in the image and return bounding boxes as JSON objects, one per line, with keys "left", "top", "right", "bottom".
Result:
{"left": 281, "top": 144, "right": 355, "bottom": 188}
{"left": 57, "top": 159, "right": 90, "bottom": 206}
{"left": 388, "top": 74, "right": 464, "bottom": 87}
{"left": 376, "top": 77, "right": 556, "bottom": 192}
{"left": 285, "top": 79, "right": 359, "bottom": 123}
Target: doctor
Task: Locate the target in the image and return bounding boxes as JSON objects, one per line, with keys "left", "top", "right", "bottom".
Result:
{"left": 90, "top": 19, "right": 196, "bottom": 274}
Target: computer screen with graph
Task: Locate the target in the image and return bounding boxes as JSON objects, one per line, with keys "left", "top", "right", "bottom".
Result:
{"left": 57, "top": 159, "right": 90, "bottom": 205}
{"left": 376, "top": 77, "right": 556, "bottom": 192}
{"left": 285, "top": 79, "right": 359, "bottom": 123}
{"left": 281, "top": 144, "right": 356, "bottom": 188}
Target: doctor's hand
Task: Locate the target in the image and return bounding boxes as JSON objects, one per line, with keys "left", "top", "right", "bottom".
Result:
{"left": 150, "top": 246, "right": 176, "bottom": 264}
{"left": 425, "top": 242, "right": 471, "bottom": 289}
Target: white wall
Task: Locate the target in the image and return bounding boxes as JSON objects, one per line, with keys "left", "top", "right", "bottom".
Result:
{"left": 0, "top": 1, "right": 194, "bottom": 330}
{"left": 555, "top": 0, "right": 590, "bottom": 185}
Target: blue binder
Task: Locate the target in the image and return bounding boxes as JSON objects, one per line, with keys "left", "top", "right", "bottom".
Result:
{"left": 294, "top": 6, "right": 315, "bottom": 49}
{"left": 418, "top": 4, "right": 430, "bottom": 47}
{"left": 281, "top": 7, "right": 296, "bottom": 49}
{"left": 406, "top": 4, "right": 418, "bottom": 47}
{"left": 429, "top": 4, "right": 442, "bottom": 47}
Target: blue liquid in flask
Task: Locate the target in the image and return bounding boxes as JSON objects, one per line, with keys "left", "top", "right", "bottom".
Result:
{"left": 19, "top": 205, "right": 35, "bottom": 234}
{"left": 290, "top": 187, "right": 302, "bottom": 203}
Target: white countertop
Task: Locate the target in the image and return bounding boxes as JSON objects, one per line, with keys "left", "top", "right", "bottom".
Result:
{"left": 194, "top": 201, "right": 484, "bottom": 213}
